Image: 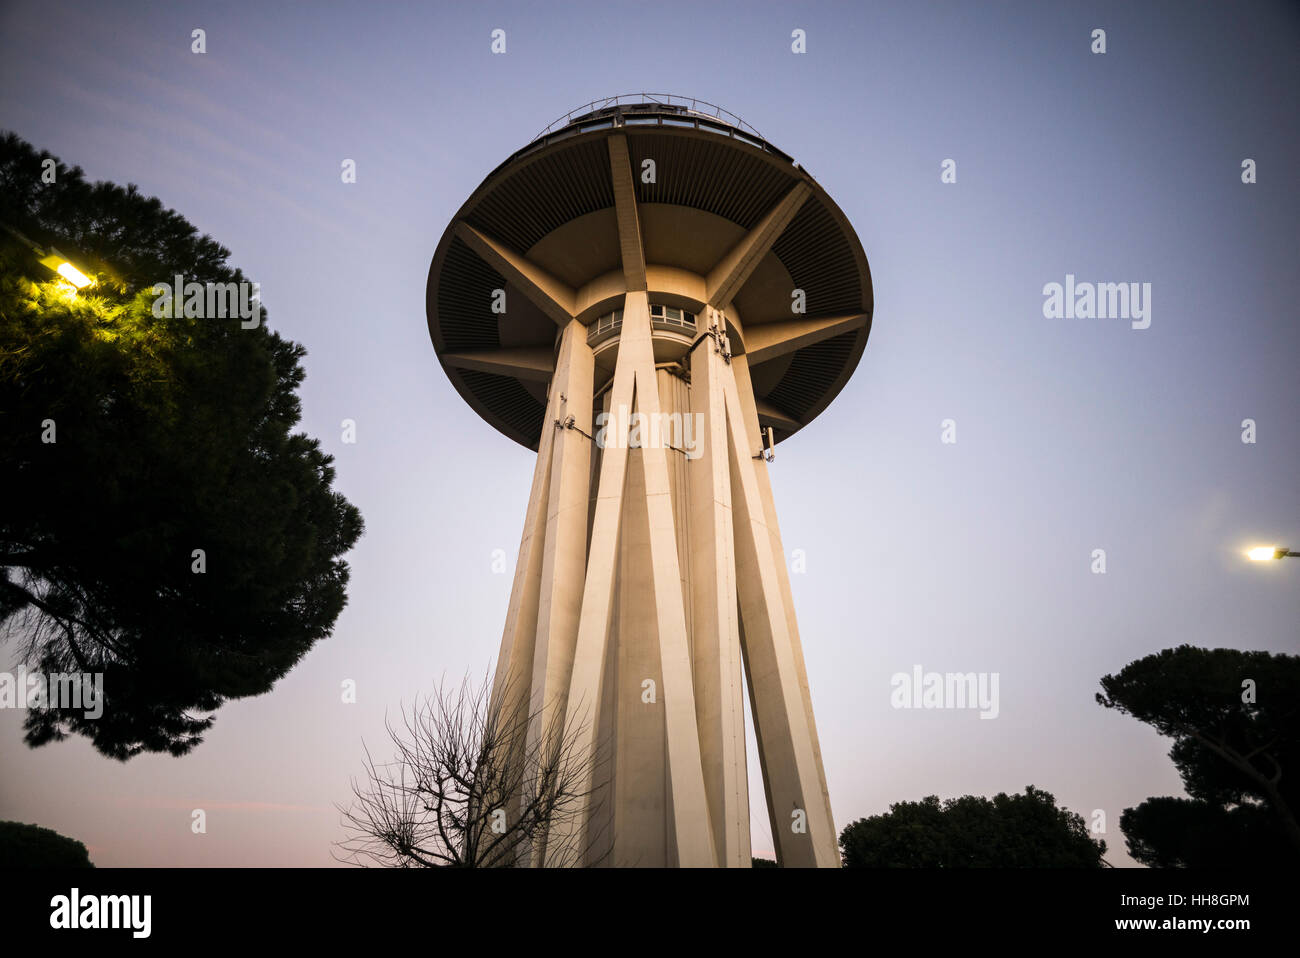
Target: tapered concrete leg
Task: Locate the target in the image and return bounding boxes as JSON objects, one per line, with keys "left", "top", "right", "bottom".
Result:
{"left": 688, "top": 308, "right": 750, "bottom": 867}
{"left": 486, "top": 320, "right": 594, "bottom": 866}
{"left": 546, "top": 309, "right": 637, "bottom": 866}
{"left": 613, "top": 439, "right": 665, "bottom": 864}
{"left": 732, "top": 354, "right": 837, "bottom": 859}
{"left": 721, "top": 355, "right": 838, "bottom": 867}
{"left": 524, "top": 320, "right": 594, "bottom": 761}
{"left": 624, "top": 291, "right": 717, "bottom": 867}
{"left": 549, "top": 293, "right": 718, "bottom": 867}
{"left": 490, "top": 383, "right": 554, "bottom": 726}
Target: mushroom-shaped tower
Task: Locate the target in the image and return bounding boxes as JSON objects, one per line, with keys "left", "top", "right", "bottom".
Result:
{"left": 426, "top": 95, "right": 873, "bottom": 867}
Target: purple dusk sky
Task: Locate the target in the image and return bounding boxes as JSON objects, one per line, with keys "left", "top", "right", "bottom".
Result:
{"left": 1, "top": 0, "right": 1297, "bottom": 867}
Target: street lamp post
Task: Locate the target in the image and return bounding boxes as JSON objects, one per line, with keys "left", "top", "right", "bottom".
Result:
{"left": 0, "top": 221, "right": 94, "bottom": 289}
{"left": 1247, "top": 546, "right": 1299, "bottom": 561}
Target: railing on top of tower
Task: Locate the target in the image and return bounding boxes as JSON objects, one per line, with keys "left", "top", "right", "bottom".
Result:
{"left": 484, "top": 94, "right": 799, "bottom": 181}
{"left": 536, "top": 94, "right": 765, "bottom": 142}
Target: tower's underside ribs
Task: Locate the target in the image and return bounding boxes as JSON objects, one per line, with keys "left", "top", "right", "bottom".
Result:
{"left": 429, "top": 120, "right": 872, "bottom": 451}
{"left": 426, "top": 104, "right": 873, "bottom": 867}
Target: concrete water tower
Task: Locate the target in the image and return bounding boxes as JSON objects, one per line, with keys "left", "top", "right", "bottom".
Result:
{"left": 426, "top": 95, "right": 873, "bottom": 867}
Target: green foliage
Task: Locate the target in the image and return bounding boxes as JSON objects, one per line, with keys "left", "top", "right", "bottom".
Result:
{"left": 751, "top": 856, "right": 779, "bottom": 868}
{"left": 0, "top": 132, "right": 363, "bottom": 759}
{"left": 0, "top": 820, "right": 94, "bottom": 867}
{"left": 1097, "top": 645, "right": 1300, "bottom": 865}
{"left": 1119, "top": 797, "right": 1291, "bottom": 868}
{"left": 839, "top": 785, "right": 1107, "bottom": 868}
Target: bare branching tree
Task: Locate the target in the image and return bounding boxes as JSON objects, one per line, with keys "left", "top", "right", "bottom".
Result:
{"left": 335, "top": 672, "right": 609, "bottom": 867}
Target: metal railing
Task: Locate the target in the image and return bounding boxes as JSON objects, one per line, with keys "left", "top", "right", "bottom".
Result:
{"left": 587, "top": 309, "right": 623, "bottom": 346}
{"left": 651, "top": 303, "right": 697, "bottom": 332}
{"left": 587, "top": 305, "right": 698, "bottom": 347}
{"left": 485, "top": 94, "right": 796, "bottom": 182}
{"left": 535, "top": 93, "right": 765, "bottom": 142}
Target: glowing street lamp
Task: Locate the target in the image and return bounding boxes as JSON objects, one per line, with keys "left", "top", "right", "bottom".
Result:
{"left": 1246, "top": 546, "right": 1298, "bottom": 561}
{"left": 38, "top": 249, "right": 94, "bottom": 288}
{"left": 0, "top": 221, "right": 95, "bottom": 290}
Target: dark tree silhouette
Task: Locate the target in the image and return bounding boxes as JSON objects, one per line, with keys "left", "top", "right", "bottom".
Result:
{"left": 1119, "top": 796, "right": 1292, "bottom": 868}
{"left": 1098, "top": 645, "right": 1300, "bottom": 865}
{"left": 336, "top": 673, "right": 609, "bottom": 868}
{"left": 0, "top": 133, "right": 363, "bottom": 759}
{"left": 0, "top": 821, "right": 94, "bottom": 867}
{"left": 839, "top": 786, "right": 1107, "bottom": 867}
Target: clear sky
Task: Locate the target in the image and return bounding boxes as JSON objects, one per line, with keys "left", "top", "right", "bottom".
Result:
{"left": 0, "top": 0, "right": 1296, "bottom": 867}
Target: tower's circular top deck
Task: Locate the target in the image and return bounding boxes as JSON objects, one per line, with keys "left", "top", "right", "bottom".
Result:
{"left": 426, "top": 95, "right": 874, "bottom": 451}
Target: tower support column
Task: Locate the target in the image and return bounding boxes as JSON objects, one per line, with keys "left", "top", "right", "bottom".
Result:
{"left": 688, "top": 306, "right": 751, "bottom": 867}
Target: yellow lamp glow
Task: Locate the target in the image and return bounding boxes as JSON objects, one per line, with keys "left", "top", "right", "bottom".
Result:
{"left": 1247, "top": 546, "right": 1279, "bottom": 561}
{"left": 37, "top": 249, "right": 93, "bottom": 289}
{"left": 55, "top": 261, "right": 93, "bottom": 288}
